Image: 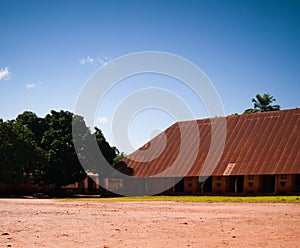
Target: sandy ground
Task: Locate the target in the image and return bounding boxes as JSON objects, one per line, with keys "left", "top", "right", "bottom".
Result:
{"left": 0, "top": 199, "right": 299, "bottom": 248}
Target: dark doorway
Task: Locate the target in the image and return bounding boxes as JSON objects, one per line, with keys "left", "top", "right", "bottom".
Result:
{"left": 226, "top": 176, "right": 244, "bottom": 193}
{"left": 226, "top": 176, "right": 235, "bottom": 193}
{"left": 78, "top": 180, "right": 85, "bottom": 193}
{"left": 294, "top": 174, "right": 300, "bottom": 192}
{"left": 236, "top": 176, "right": 244, "bottom": 193}
{"left": 88, "top": 177, "right": 96, "bottom": 192}
{"left": 261, "top": 175, "right": 275, "bottom": 193}
{"left": 174, "top": 178, "right": 184, "bottom": 193}
{"left": 202, "top": 176, "right": 212, "bottom": 193}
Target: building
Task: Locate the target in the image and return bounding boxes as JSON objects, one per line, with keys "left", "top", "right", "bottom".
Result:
{"left": 0, "top": 171, "right": 101, "bottom": 195}
{"left": 62, "top": 171, "right": 100, "bottom": 194}
{"left": 120, "top": 109, "right": 300, "bottom": 195}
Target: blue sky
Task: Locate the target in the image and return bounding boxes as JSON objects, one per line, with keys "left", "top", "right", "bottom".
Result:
{"left": 1, "top": 0, "right": 300, "bottom": 153}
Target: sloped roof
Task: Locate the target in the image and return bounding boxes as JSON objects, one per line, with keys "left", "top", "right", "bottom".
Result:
{"left": 123, "top": 108, "right": 300, "bottom": 177}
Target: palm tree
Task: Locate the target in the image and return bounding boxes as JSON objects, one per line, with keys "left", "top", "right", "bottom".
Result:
{"left": 243, "top": 93, "right": 280, "bottom": 114}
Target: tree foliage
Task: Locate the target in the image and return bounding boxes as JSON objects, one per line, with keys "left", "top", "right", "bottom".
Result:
{"left": 0, "top": 110, "right": 119, "bottom": 193}
{"left": 112, "top": 152, "right": 127, "bottom": 167}
{"left": 40, "top": 110, "right": 87, "bottom": 190}
{"left": 243, "top": 93, "right": 280, "bottom": 114}
{"left": 94, "top": 127, "right": 117, "bottom": 165}
{"left": 0, "top": 119, "right": 43, "bottom": 184}
{"left": 16, "top": 111, "right": 48, "bottom": 146}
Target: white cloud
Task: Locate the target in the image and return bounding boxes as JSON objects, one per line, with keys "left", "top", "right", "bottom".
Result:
{"left": 97, "top": 55, "right": 112, "bottom": 66}
{"left": 26, "top": 83, "right": 38, "bottom": 90}
{"left": 79, "top": 55, "right": 112, "bottom": 66}
{"left": 79, "top": 56, "right": 94, "bottom": 64}
{"left": 97, "top": 116, "right": 109, "bottom": 124}
{"left": 0, "top": 67, "right": 10, "bottom": 80}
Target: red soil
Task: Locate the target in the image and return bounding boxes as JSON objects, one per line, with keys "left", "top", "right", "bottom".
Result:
{"left": 0, "top": 199, "right": 299, "bottom": 247}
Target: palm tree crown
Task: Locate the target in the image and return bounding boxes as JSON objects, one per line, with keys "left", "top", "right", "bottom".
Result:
{"left": 243, "top": 93, "right": 280, "bottom": 114}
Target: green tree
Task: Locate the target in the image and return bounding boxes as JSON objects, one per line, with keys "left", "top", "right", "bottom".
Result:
{"left": 243, "top": 93, "right": 280, "bottom": 114}
{"left": 16, "top": 111, "right": 48, "bottom": 146}
{"left": 0, "top": 119, "right": 43, "bottom": 184}
{"left": 40, "top": 110, "right": 87, "bottom": 192}
{"left": 114, "top": 161, "right": 133, "bottom": 176}
{"left": 0, "top": 110, "right": 119, "bottom": 193}
{"left": 243, "top": 108, "right": 259, "bottom": 114}
{"left": 72, "top": 124, "right": 119, "bottom": 176}
{"left": 112, "top": 151, "right": 126, "bottom": 167}
{"left": 94, "top": 127, "right": 117, "bottom": 165}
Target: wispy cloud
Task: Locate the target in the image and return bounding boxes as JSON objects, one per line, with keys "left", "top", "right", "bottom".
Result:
{"left": 97, "top": 116, "right": 109, "bottom": 124}
{"left": 97, "top": 55, "right": 112, "bottom": 66}
{"left": 79, "top": 55, "right": 112, "bottom": 66}
{"left": 79, "top": 56, "right": 94, "bottom": 64}
{"left": 26, "top": 83, "right": 38, "bottom": 90}
{"left": 0, "top": 67, "right": 10, "bottom": 80}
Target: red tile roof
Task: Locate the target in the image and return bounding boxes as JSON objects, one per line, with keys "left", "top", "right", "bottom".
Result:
{"left": 123, "top": 109, "right": 300, "bottom": 177}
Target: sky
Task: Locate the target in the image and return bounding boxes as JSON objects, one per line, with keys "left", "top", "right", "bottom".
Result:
{"left": 1, "top": 0, "right": 300, "bottom": 154}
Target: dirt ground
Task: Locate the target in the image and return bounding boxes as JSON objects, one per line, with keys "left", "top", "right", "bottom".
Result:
{"left": 0, "top": 199, "right": 299, "bottom": 248}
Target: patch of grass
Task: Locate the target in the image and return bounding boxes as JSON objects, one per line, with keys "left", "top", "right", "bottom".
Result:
{"left": 57, "top": 195, "right": 300, "bottom": 203}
